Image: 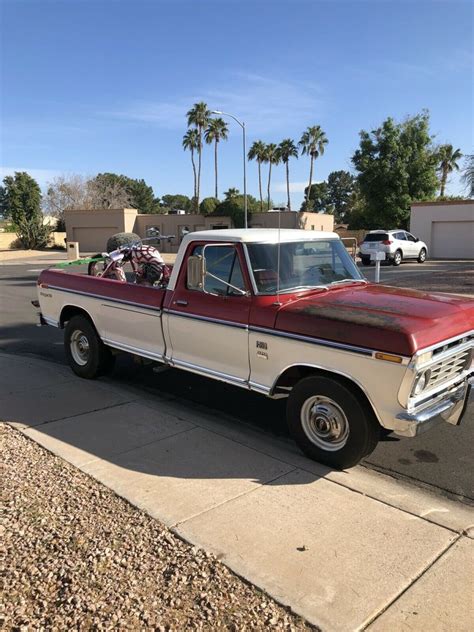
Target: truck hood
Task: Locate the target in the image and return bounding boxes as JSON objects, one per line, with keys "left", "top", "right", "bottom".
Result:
{"left": 276, "top": 283, "right": 474, "bottom": 356}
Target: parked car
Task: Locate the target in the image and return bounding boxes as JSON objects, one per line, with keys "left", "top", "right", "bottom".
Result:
{"left": 359, "top": 230, "right": 427, "bottom": 266}
{"left": 34, "top": 228, "right": 473, "bottom": 469}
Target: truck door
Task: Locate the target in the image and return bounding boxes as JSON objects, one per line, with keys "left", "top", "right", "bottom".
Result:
{"left": 165, "top": 243, "right": 251, "bottom": 385}
{"left": 101, "top": 284, "right": 166, "bottom": 362}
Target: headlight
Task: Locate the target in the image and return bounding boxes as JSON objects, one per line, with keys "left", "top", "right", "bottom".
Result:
{"left": 413, "top": 369, "right": 432, "bottom": 396}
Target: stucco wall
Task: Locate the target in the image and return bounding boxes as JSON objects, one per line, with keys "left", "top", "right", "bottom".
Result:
{"left": 65, "top": 208, "right": 335, "bottom": 254}
{"left": 0, "top": 231, "right": 66, "bottom": 250}
{"left": 65, "top": 208, "right": 139, "bottom": 252}
{"left": 410, "top": 201, "right": 474, "bottom": 258}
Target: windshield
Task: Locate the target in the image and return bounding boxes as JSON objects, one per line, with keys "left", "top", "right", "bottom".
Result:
{"left": 246, "top": 239, "right": 364, "bottom": 294}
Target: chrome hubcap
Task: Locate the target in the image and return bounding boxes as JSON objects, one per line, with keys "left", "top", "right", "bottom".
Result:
{"left": 70, "top": 330, "right": 90, "bottom": 366}
{"left": 301, "top": 396, "right": 349, "bottom": 451}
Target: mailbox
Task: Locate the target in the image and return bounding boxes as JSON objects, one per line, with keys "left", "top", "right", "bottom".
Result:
{"left": 67, "top": 241, "right": 80, "bottom": 260}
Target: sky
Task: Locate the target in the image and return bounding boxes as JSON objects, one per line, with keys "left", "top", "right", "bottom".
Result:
{"left": 1, "top": 0, "right": 473, "bottom": 209}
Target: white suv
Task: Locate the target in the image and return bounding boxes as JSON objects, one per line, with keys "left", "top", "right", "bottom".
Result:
{"left": 359, "top": 230, "right": 427, "bottom": 266}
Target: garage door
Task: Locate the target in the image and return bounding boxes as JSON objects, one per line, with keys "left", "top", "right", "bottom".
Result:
{"left": 431, "top": 221, "right": 474, "bottom": 259}
{"left": 72, "top": 227, "right": 120, "bottom": 253}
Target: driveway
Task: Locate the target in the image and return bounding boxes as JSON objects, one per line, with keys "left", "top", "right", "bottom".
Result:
{"left": 359, "top": 259, "right": 474, "bottom": 295}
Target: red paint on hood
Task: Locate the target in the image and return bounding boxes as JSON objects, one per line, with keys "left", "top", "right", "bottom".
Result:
{"left": 276, "top": 283, "right": 474, "bottom": 355}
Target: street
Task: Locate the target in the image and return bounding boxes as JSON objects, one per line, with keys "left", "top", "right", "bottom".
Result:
{"left": 1, "top": 256, "right": 473, "bottom": 503}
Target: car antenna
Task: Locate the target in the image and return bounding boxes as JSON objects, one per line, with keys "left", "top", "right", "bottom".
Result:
{"left": 274, "top": 209, "right": 282, "bottom": 306}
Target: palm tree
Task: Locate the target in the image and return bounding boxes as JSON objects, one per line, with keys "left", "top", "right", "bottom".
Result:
{"left": 461, "top": 154, "right": 474, "bottom": 198}
{"left": 204, "top": 118, "right": 229, "bottom": 199}
{"left": 299, "top": 126, "right": 328, "bottom": 208}
{"left": 224, "top": 187, "right": 240, "bottom": 200}
{"left": 248, "top": 140, "right": 267, "bottom": 211}
{"left": 278, "top": 139, "right": 298, "bottom": 211}
{"left": 186, "top": 102, "right": 211, "bottom": 207}
{"left": 438, "top": 144, "right": 463, "bottom": 197}
{"left": 264, "top": 143, "right": 280, "bottom": 210}
{"left": 182, "top": 129, "right": 199, "bottom": 208}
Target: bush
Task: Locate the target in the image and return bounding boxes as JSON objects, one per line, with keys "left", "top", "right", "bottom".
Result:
{"left": 15, "top": 216, "right": 52, "bottom": 249}
{"left": 106, "top": 232, "right": 141, "bottom": 252}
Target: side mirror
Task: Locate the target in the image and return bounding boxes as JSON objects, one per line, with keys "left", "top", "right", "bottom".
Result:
{"left": 415, "top": 238, "right": 419, "bottom": 242}
{"left": 187, "top": 255, "right": 205, "bottom": 290}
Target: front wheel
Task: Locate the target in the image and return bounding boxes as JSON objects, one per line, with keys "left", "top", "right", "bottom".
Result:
{"left": 287, "top": 376, "right": 380, "bottom": 469}
{"left": 417, "top": 248, "right": 427, "bottom": 263}
{"left": 64, "top": 315, "right": 115, "bottom": 379}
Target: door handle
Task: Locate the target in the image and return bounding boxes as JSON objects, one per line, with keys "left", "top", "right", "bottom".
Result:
{"left": 175, "top": 299, "right": 188, "bottom": 306}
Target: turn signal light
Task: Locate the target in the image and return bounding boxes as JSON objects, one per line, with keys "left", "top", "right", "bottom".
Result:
{"left": 375, "top": 352, "right": 403, "bottom": 364}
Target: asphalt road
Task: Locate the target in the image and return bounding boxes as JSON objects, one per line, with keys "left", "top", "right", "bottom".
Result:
{"left": 1, "top": 256, "right": 473, "bottom": 503}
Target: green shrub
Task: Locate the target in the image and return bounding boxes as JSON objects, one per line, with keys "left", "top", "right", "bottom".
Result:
{"left": 15, "top": 216, "right": 52, "bottom": 249}
{"left": 106, "top": 232, "right": 141, "bottom": 252}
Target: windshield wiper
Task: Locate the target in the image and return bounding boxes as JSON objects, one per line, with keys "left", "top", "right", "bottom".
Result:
{"left": 328, "top": 278, "right": 368, "bottom": 287}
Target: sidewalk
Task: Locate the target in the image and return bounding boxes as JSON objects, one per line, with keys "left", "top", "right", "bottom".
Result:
{"left": 0, "top": 249, "right": 68, "bottom": 264}
{"left": 2, "top": 352, "right": 473, "bottom": 631}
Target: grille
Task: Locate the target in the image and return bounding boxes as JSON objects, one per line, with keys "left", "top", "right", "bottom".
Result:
{"left": 426, "top": 348, "right": 471, "bottom": 391}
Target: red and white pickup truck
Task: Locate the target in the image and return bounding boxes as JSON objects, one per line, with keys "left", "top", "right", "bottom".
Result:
{"left": 36, "top": 229, "right": 474, "bottom": 469}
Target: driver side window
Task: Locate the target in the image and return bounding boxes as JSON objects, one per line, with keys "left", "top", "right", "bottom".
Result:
{"left": 187, "top": 245, "right": 246, "bottom": 296}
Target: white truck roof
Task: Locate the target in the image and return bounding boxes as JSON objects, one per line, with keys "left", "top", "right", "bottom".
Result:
{"left": 182, "top": 228, "right": 338, "bottom": 245}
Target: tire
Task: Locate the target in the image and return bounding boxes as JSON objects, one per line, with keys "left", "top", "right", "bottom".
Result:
{"left": 360, "top": 256, "right": 371, "bottom": 266}
{"left": 417, "top": 248, "right": 427, "bottom": 263}
{"left": 287, "top": 375, "right": 380, "bottom": 469}
{"left": 392, "top": 250, "right": 402, "bottom": 266}
{"left": 64, "top": 315, "right": 115, "bottom": 379}
{"left": 88, "top": 255, "right": 104, "bottom": 277}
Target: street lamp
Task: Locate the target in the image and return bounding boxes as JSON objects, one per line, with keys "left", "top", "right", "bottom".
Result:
{"left": 212, "top": 110, "right": 247, "bottom": 228}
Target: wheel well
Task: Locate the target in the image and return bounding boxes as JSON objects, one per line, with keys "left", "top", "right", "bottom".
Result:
{"left": 59, "top": 305, "right": 95, "bottom": 329}
{"left": 272, "top": 365, "right": 379, "bottom": 422}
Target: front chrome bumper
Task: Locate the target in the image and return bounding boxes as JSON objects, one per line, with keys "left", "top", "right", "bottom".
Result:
{"left": 392, "top": 376, "right": 473, "bottom": 437}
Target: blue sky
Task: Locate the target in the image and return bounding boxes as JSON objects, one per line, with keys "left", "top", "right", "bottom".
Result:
{"left": 1, "top": 0, "right": 473, "bottom": 208}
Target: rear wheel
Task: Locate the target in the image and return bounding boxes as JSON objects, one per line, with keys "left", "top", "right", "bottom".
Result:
{"left": 392, "top": 250, "right": 402, "bottom": 266}
{"left": 64, "top": 315, "right": 115, "bottom": 379}
{"left": 287, "top": 376, "right": 380, "bottom": 469}
{"left": 417, "top": 248, "right": 427, "bottom": 263}
{"left": 360, "top": 256, "right": 371, "bottom": 266}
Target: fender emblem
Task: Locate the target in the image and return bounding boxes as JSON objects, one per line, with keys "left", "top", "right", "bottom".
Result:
{"left": 256, "top": 340, "right": 268, "bottom": 350}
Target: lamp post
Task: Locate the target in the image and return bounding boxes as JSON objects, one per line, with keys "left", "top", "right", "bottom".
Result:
{"left": 212, "top": 110, "right": 247, "bottom": 228}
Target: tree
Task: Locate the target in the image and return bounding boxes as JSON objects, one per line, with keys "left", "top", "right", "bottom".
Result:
{"left": 182, "top": 128, "right": 199, "bottom": 207}
{"left": 224, "top": 187, "right": 240, "bottom": 200}
{"left": 461, "top": 154, "right": 474, "bottom": 198}
{"left": 299, "top": 126, "right": 328, "bottom": 208}
{"left": 204, "top": 118, "right": 229, "bottom": 199}
{"left": 278, "top": 139, "right": 298, "bottom": 211}
{"left": 127, "top": 178, "right": 161, "bottom": 213}
{"left": 264, "top": 143, "right": 280, "bottom": 210}
{"left": 90, "top": 173, "right": 160, "bottom": 212}
{"left": 186, "top": 102, "right": 211, "bottom": 209}
{"left": 326, "top": 170, "right": 356, "bottom": 222}
{"left": 302, "top": 182, "right": 331, "bottom": 213}
{"left": 248, "top": 140, "right": 267, "bottom": 211}
{"left": 2, "top": 171, "right": 50, "bottom": 248}
{"left": 214, "top": 193, "right": 260, "bottom": 228}
{"left": 437, "top": 144, "right": 462, "bottom": 197}
{"left": 352, "top": 112, "right": 439, "bottom": 228}
{"left": 89, "top": 173, "right": 132, "bottom": 209}
{"left": 160, "top": 194, "right": 192, "bottom": 212}
{"left": 200, "top": 197, "right": 219, "bottom": 214}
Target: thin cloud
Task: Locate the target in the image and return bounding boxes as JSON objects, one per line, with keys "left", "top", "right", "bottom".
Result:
{"left": 108, "top": 72, "right": 325, "bottom": 135}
